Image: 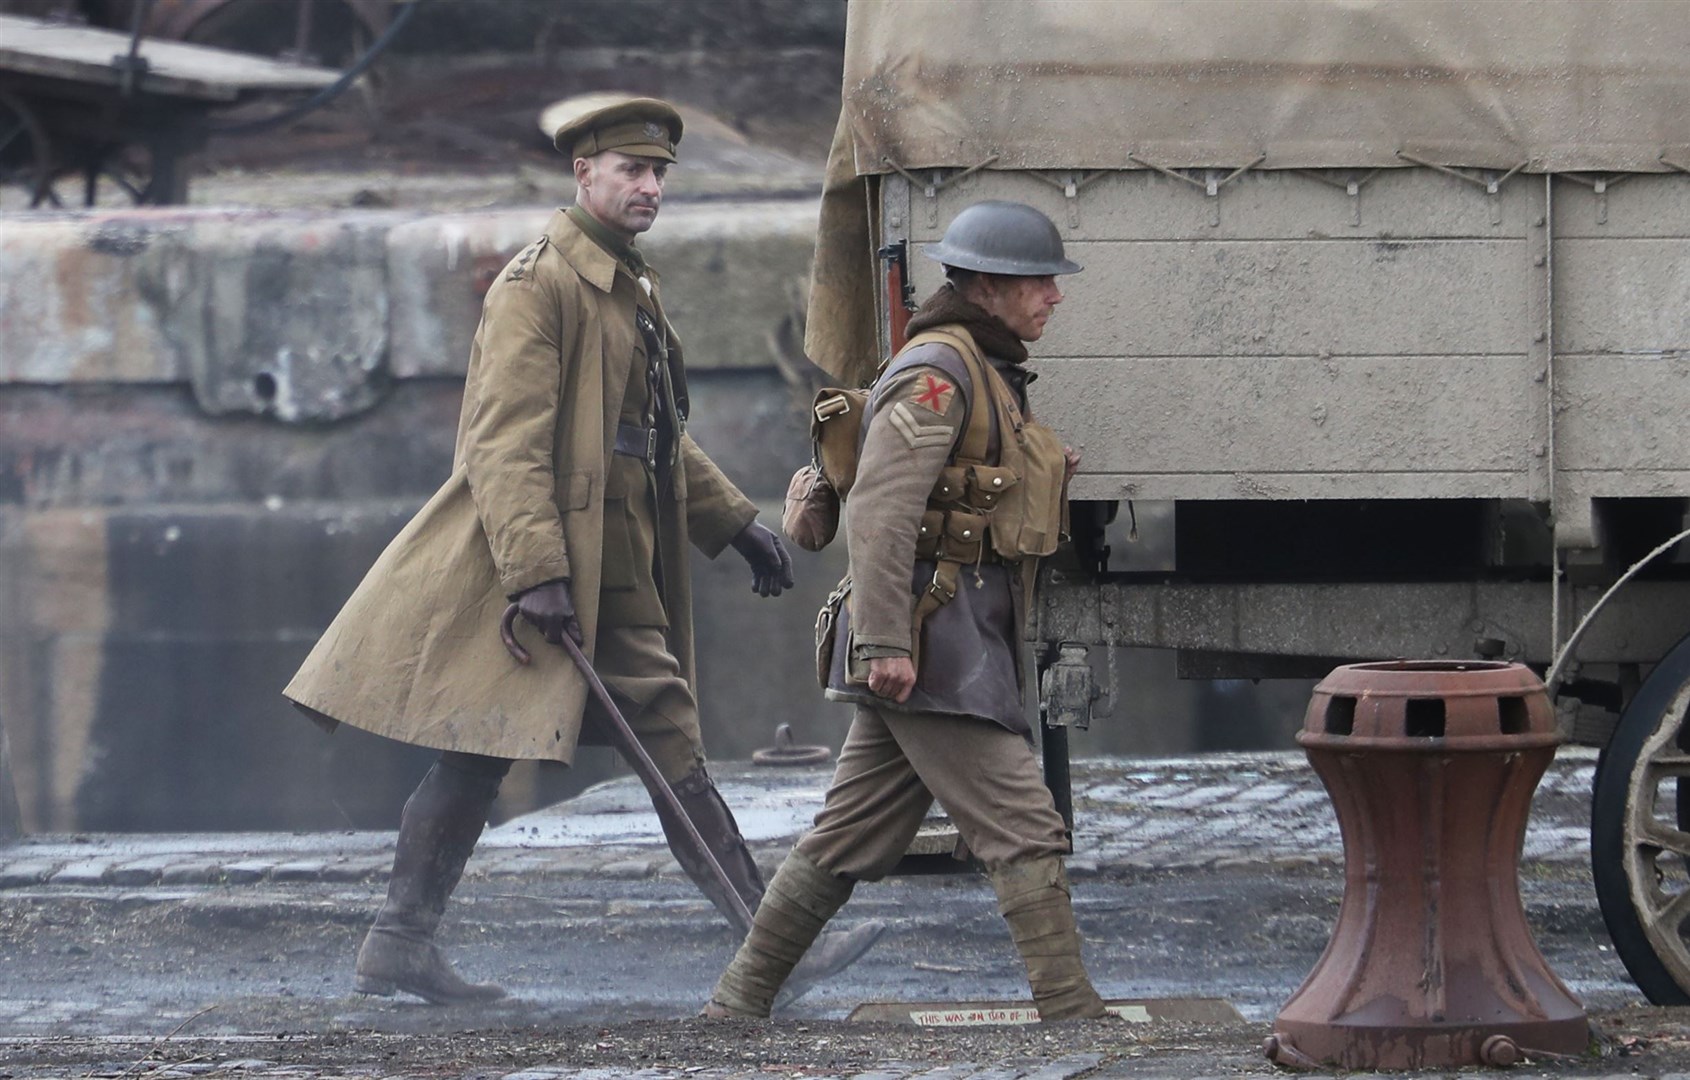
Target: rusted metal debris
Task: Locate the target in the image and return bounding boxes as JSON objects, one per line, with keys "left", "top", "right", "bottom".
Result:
{"left": 1268, "top": 660, "right": 1589, "bottom": 1070}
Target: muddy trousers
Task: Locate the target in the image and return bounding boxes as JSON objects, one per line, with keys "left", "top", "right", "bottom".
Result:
{"left": 710, "top": 703, "right": 1106, "bottom": 1019}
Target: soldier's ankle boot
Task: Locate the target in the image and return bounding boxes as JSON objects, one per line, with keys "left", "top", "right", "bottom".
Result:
{"left": 990, "top": 856, "right": 1108, "bottom": 1021}
{"left": 706, "top": 850, "right": 855, "bottom": 1018}
{"left": 355, "top": 757, "right": 508, "bottom": 1005}
{"left": 776, "top": 918, "right": 886, "bottom": 1011}
{"left": 658, "top": 769, "right": 885, "bottom": 1009}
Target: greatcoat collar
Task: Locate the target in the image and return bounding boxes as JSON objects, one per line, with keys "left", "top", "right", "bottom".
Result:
{"left": 544, "top": 208, "right": 664, "bottom": 298}
{"left": 545, "top": 209, "right": 620, "bottom": 294}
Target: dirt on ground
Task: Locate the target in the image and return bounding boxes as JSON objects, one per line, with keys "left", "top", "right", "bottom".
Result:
{"left": 8, "top": 1010, "right": 1690, "bottom": 1078}
{"left": 0, "top": 859, "right": 1684, "bottom": 1078}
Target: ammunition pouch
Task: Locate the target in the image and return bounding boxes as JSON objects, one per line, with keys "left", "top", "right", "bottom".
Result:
{"left": 967, "top": 465, "right": 1018, "bottom": 510}
{"left": 914, "top": 508, "right": 994, "bottom": 565}
{"left": 987, "top": 419, "right": 1067, "bottom": 560}
{"left": 932, "top": 466, "right": 967, "bottom": 503}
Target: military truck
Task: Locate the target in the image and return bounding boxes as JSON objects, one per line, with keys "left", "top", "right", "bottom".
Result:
{"left": 809, "top": 0, "right": 1690, "bottom": 1003}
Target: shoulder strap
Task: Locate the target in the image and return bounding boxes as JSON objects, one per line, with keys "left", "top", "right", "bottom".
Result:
{"left": 505, "top": 234, "right": 549, "bottom": 282}
{"left": 880, "top": 336, "right": 974, "bottom": 392}
{"left": 905, "top": 327, "right": 995, "bottom": 465}
{"left": 859, "top": 335, "right": 976, "bottom": 459}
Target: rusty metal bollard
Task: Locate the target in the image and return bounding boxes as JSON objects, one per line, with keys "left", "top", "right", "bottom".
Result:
{"left": 1266, "top": 661, "right": 1588, "bottom": 1070}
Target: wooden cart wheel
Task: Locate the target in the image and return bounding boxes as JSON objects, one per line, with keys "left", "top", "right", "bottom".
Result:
{"left": 1591, "top": 629, "right": 1690, "bottom": 1003}
{"left": 0, "top": 90, "right": 54, "bottom": 209}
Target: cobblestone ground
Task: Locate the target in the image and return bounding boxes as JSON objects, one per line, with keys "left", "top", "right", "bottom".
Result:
{"left": 4, "top": 749, "right": 1670, "bottom": 1080}
{"left": 2, "top": 1051, "right": 1115, "bottom": 1080}
{"left": 0, "top": 750, "right": 1600, "bottom": 890}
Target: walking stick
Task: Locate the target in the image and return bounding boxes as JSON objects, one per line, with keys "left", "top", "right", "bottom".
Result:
{"left": 499, "top": 604, "right": 756, "bottom": 935}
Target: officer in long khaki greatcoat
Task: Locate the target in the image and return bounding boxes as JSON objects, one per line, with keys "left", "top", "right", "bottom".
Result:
{"left": 284, "top": 97, "right": 879, "bottom": 1005}
{"left": 707, "top": 202, "right": 1111, "bottom": 1021}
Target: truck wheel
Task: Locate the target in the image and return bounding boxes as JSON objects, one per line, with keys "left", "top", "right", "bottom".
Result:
{"left": 1591, "top": 630, "right": 1690, "bottom": 1004}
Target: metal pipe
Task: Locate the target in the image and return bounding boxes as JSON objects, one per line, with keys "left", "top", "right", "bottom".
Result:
{"left": 1041, "top": 722, "right": 1073, "bottom": 835}
{"left": 1545, "top": 174, "right": 1563, "bottom": 664}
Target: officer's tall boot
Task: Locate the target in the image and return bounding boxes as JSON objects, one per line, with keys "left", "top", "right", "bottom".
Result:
{"left": 653, "top": 766, "right": 766, "bottom": 932}
{"left": 989, "top": 855, "right": 1109, "bottom": 1021}
{"left": 704, "top": 849, "right": 856, "bottom": 1018}
{"left": 654, "top": 767, "right": 885, "bottom": 1008}
{"left": 354, "top": 757, "right": 508, "bottom": 1005}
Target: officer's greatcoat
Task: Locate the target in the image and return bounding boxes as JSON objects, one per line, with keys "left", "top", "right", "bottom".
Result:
{"left": 285, "top": 210, "right": 757, "bottom": 762}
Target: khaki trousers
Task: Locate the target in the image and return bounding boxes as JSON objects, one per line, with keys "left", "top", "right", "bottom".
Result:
{"left": 447, "top": 624, "right": 704, "bottom": 784}
{"left": 584, "top": 622, "right": 707, "bottom": 782}
{"left": 796, "top": 703, "right": 1069, "bottom": 881}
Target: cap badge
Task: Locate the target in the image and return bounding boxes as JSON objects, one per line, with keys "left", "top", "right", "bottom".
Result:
{"left": 643, "top": 121, "right": 665, "bottom": 140}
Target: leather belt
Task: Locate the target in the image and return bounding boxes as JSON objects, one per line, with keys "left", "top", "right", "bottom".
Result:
{"left": 614, "top": 421, "right": 658, "bottom": 468}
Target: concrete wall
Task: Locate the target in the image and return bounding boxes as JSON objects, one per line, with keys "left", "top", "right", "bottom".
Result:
{"left": 0, "top": 195, "right": 1306, "bottom": 834}
{"left": 0, "top": 199, "right": 845, "bottom": 832}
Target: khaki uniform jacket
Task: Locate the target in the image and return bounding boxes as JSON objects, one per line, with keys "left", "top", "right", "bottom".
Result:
{"left": 284, "top": 210, "right": 757, "bottom": 763}
{"left": 823, "top": 340, "right": 1032, "bottom": 732}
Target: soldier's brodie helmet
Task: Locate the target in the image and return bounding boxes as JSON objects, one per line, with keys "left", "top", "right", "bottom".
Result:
{"left": 922, "top": 201, "right": 1083, "bottom": 276}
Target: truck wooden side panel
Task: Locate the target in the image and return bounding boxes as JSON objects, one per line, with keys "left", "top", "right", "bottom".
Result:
{"left": 882, "top": 169, "right": 1690, "bottom": 540}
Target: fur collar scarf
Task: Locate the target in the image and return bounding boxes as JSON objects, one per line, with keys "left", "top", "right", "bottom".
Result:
{"left": 904, "top": 283, "right": 1029, "bottom": 366}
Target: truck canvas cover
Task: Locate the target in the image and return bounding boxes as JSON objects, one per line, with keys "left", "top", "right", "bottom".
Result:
{"left": 809, "top": 0, "right": 1690, "bottom": 378}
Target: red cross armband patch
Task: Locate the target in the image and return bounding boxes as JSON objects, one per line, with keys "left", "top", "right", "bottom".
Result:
{"left": 909, "top": 373, "right": 956, "bottom": 416}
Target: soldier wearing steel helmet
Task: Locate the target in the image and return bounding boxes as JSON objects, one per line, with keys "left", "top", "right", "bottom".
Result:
{"left": 283, "top": 96, "right": 881, "bottom": 1006}
{"left": 706, "top": 201, "right": 1109, "bottom": 1021}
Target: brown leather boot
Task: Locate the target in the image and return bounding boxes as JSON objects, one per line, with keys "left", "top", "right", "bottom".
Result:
{"left": 990, "top": 856, "right": 1108, "bottom": 1021}
{"left": 706, "top": 850, "right": 855, "bottom": 1018}
{"left": 354, "top": 755, "right": 508, "bottom": 1005}
{"left": 655, "top": 769, "right": 886, "bottom": 1009}
{"left": 654, "top": 766, "right": 767, "bottom": 935}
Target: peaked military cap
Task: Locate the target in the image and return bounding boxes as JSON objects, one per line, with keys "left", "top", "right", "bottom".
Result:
{"left": 551, "top": 96, "right": 683, "bottom": 163}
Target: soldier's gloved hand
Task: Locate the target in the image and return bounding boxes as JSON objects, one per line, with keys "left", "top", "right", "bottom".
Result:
{"left": 730, "top": 522, "right": 795, "bottom": 598}
{"left": 514, "top": 578, "right": 583, "bottom": 647}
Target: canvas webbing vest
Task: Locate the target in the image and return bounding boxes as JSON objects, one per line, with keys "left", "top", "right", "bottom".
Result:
{"left": 875, "top": 325, "right": 1070, "bottom": 637}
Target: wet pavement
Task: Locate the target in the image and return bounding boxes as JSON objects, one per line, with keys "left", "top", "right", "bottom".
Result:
{"left": 0, "top": 749, "right": 1596, "bottom": 890}
{"left": 0, "top": 748, "right": 1659, "bottom": 1078}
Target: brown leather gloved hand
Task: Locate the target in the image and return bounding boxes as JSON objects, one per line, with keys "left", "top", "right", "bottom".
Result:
{"left": 730, "top": 522, "right": 795, "bottom": 598}
{"left": 513, "top": 578, "right": 583, "bottom": 646}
